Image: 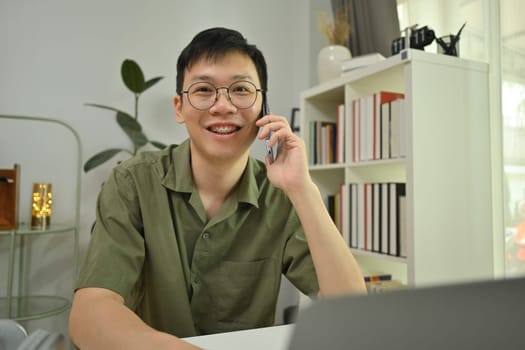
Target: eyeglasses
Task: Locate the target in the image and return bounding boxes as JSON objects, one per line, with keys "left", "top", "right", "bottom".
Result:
{"left": 181, "top": 80, "right": 263, "bottom": 110}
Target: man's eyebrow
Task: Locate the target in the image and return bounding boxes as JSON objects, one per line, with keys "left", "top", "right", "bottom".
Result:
{"left": 188, "top": 74, "right": 255, "bottom": 83}
{"left": 231, "top": 74, "right": 254, "bottom": 81}
{"left": 188, "top": 75, "right": 213, "bottom": 82}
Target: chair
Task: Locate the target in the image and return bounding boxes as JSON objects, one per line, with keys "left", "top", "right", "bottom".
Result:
{"left": 0, "top": 320, "right": 65, "bottom": 350}
{"left": 0, "top": 320, "right": 27, "bottom": 350}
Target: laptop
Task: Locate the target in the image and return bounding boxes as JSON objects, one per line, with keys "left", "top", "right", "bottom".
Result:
{"left": 288, "top": 277, "right": 525, "bottom": 350}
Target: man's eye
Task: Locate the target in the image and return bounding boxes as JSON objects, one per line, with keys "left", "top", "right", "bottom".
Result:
{"left": 232, "top": 87, "right": 248, "bottom": 93}
{"left": 192, "top": 85, "right": 214, "bottom": 94}
{"left": 231, "top": 83, "right": 254, "bottom": 94}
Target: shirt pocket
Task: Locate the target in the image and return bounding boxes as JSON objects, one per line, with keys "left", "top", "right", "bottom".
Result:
{"left": 202, "top": 258, "right": 279, "bottom": 331}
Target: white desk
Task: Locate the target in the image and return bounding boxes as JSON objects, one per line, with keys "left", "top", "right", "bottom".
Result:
{"left": 183, "top": 324, "right": 294, "bottom": 350}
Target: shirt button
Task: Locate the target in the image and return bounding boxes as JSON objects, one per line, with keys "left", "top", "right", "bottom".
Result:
{"left": 202, "top": 232, "right": 210, "bottom": 239}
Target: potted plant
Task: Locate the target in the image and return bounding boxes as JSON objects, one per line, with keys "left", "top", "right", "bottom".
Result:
{"left": 83, "top": 59, "right": 166, "bottom": 172}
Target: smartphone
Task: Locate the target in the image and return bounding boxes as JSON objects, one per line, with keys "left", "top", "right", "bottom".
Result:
{"left": 262, "top": 94, "right": 275, "bottom": 164}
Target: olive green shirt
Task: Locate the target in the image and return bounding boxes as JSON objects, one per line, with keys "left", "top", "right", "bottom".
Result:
{"left": 76, "top": 140, "right": 318, "bottom": 337}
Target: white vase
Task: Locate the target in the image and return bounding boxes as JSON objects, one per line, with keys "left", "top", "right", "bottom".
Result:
{"left": 317, "top": 45, "right": 352, "bottom": 83}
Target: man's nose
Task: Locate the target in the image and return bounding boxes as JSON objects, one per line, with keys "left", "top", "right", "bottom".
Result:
{"left": 213, "top": 88, "right": 236, "bottom": 110}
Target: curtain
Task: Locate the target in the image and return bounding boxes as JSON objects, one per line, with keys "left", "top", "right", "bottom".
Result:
{"left": 331, "top": 0, "right": 400, "bottom": 57}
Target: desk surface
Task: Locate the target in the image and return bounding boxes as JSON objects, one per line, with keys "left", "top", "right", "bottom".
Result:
{"left": 183, "top": 324, "right": 294, "bottom": 350}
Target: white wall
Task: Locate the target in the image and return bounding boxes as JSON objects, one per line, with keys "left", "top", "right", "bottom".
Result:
{"left": 1, "top": 0, "right": 331, "bottom": 335}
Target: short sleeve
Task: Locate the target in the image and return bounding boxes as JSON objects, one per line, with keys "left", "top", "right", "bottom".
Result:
{"left": 75, "top": 166, "right": 146, "bottom": 301}
{"left": 282, "top": 211, "right": 319, "bottom": 297}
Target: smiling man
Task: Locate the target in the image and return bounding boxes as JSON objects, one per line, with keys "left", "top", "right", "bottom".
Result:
{"left": 69, "top": 27, "right": 366, "bottom": 350}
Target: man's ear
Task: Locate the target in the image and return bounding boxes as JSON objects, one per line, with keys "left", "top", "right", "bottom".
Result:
{"left": 173, "top": 95, "right": 185, "bottom": 124}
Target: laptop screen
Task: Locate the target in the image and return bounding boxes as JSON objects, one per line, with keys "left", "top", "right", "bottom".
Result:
{"left": 288, "top": 277, "right": 525, "bottom": 350}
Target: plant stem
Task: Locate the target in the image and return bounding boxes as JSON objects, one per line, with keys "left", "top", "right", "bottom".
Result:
{"left": 133, "top": 93, "right": 139, "bottom": 155}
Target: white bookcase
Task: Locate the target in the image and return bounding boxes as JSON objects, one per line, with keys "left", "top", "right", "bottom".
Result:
{"left": 300, "top": 49, "right": 494, "bottom": 287}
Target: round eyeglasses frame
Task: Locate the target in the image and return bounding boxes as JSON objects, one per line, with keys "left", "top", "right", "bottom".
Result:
{"left": 180, "top": 80, "right": 264, "bottom": 111}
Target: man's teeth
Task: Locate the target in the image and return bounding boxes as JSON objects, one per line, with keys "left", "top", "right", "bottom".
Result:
{"left": 210, "top": 126, "right": 238, "bottom": 134}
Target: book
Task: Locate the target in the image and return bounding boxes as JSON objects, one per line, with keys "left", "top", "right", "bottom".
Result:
{"left": 351, "top": 98, "right": 360, "bottom": 163}
{"left": 357, "top": 183, "right": 365, "bottom": 250}
{"left": 372, "top": 183, "right": 381, "bottom": 252}
{"left": 364, "top": 273, "right": 392, "bottom": 282}
{"left": 380, "top": 102, "right": 390, "bottom": 159}
{"left": 341, "top": 53, "right": 385, "bottom": 73}
{"left": 398, "top": 188, "right": 408, "bottom": 257}
{"left": 389, "top": 183, "right": 398, "bottom": 256}
{"left": 364, "top": 95, "right": 374, "bottom": 161}
{"left": 336, "top": 104, "right": 345, "bottom": 163}
{"left": 350, "top": 183, "right": 358, "bottom": 248}
{"left": 389, "top": 182, "right": 406, "bottom": 256}
{"left": 366, "top": 279, "right": 406, "bottom": 294}
{"left": 380, "top": 183, "right": 389, "bottom": 254}
{"left": 389, "top": 99, "right": 403, "bottom": 159}
{"left": 372, "top": 93, "right": 380, "bottom": 160}
{"left": 364, "top": 183, "right": 372, "bottom": 251}
{"left": 359, "top": 96, "right": 368, "bottom": 161}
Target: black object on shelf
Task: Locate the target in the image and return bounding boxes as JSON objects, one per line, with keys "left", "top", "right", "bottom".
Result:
{"left": 391, "top": 25, "right": 436, "bottom": 55}
{"left": 436, "top": 22, "right": 466, "bottom": 57}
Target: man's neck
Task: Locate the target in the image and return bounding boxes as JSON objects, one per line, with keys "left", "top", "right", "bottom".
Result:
{"left": 190, "top": 147, "right": 250, "bottom": 219}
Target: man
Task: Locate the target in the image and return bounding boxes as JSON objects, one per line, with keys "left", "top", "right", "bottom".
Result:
{"left": 69, "top": 27, "right": 366, "bottom": 349}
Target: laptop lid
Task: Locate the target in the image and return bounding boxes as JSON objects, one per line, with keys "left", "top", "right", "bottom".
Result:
{"left": 288, "top": 277, "right": 525, "bottom": 350}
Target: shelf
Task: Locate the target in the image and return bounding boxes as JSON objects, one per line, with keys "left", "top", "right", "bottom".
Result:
{"left": 0, "top": 295, "right": 71, "bottom": 321}
{"left": 348, "top": 158, "right": 406, "bottom": 167}
{"left": 309, "top": 159, "right": 406, "bottom": 172}
{"left": 0, "top": 224, "right": 77, "bottom": 236}
{"left": 1, "top": 114, "right": 82, "bottom": 337}
{"left": 350, "top": 248, "right": 407, "bottom": 263}
{"left": 309, "top": 163, "right": 347, "bottom": 171}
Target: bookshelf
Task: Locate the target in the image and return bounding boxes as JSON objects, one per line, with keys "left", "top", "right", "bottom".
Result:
{"left": 300, "top": 49, "right": 494, "bottom": 287}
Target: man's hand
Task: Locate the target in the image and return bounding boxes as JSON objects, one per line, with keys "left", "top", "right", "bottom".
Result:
{"left": 256, "top": 114, "right": 312, "bottom": 196}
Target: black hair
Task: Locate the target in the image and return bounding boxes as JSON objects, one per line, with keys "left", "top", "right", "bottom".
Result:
{"left": 176, "top": 27, "right": 268, "bottom": 94}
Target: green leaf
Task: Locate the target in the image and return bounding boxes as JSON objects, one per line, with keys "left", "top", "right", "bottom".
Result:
{"left": 83, "top": 148, "right": 125, "bottom": 172}
{"left": 85, "top": 103, "right": 128, "bottom": 115}
{"left": 116, "top": 111, "right": 141, "bottom": 131}
{"left": 150, "top": 140, "right": 167, "bottom": 149}
{"left": 121, "top": 59, "right": 145, "bottom": 94}
{"left": 144, "top": 76, "right": 164, "bottom": 92}
{"left": 128, "top": 130, "right": 149, "bottom": 147}
{"left": 117, "top": 112, "right": 148, "bottom": 147}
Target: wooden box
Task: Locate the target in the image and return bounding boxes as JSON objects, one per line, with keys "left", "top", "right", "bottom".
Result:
{"left": 0, "top": 164, "right": 20, "bottom": 230}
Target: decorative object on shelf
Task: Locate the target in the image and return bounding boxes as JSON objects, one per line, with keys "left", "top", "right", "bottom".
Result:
{"left": 31, "top": 183, "right": 52, "bottom": 229}
{"left": 317, "top": 46, "right": 352, "bottom": 83}
{"left": 391, "top": 24, "right": 436, "bottom": 55}
{"left": 83, "top": 59, "right": 166, "bottom": 173}
{"left": 341, "top": 52, "right": 385, "bottom": 74}
{"left": 436, "top": 22, "right": 466, "bottom": 57}
{"left": 0, "top": 164, "right": 20, "bottom": 230}
{"left": 317, "top": 5, "right": 351, "bottom": 83}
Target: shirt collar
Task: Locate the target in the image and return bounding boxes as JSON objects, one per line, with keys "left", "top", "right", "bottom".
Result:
{"left": 161, "top": 139, "right": 261, "bottom": 208}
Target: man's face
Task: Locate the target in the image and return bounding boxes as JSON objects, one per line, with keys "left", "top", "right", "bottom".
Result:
{"left": 174, "top": 52, "right": 263, "bottom": 163}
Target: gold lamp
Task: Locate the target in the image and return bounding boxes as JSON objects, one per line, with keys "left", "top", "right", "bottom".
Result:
{"left": 31, "top": 183, "right": 52, "bottom": 229}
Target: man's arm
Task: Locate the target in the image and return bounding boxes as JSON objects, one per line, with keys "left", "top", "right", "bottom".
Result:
{"left": 69, "top": 288, "right": 202, "bottom": 350}
{"left": 285, "top": 180, "right": 367, "bottom": 296}
{"left": 256, "top": 115, "right": 367, "bottom": 296}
